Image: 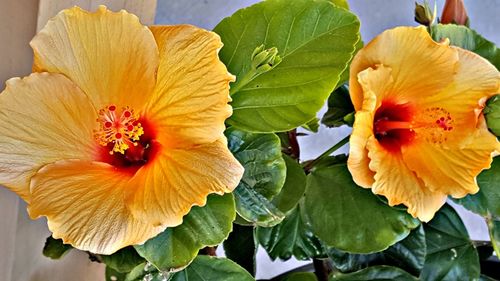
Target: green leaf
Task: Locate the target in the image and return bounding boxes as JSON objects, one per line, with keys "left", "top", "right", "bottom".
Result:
{"left": 304, "top": 163, "right": 419, "bottom": 253}
{"left": 257, "top": 206, "right": 327, "bottom": 261}
{"left": 124, "top": 256, "right": 255, "bottom": 281}
{"left": 134, "top": 193, "right": 236, "bottom": 272}
{"left": 272, "top": 154, "right": 307, "bottom": 213}
{"left": 487, "top": 218, "right": 500, "bottom": 258}
{"left": 485, "top": 95, "right": 500, "bottom": 137}
{"left": 42, "top": 236, "right": 72, "bottom": 259}
{"left": 214, "top": 0, "right": 360, "bottom": 132}
{"left": 453, "top": 157, "right": 500, "bottom": 257}
{"left": 223, "top": 224, "right": 257, "bottom": 276}
{"left": 226, "top": 127, "right": 286, "bottom": 226}
{"left": 430, "top": 24, "right": 500, "bottom": 69}
{"left": 227, "top": 128, "right": 286, "bottom": 198}
{"left": 170, "top": 256, "right": 255, "bottom": 281}
{"left": 421, "top": 204, "right": 480, "bottom": 281}
{"left": 382, "top": 225, "right": 426, "bottom": 275}
{"left": 302, "top": 118, "right": 320, "bottom": 133}
{"left": 329, "top": 0, "right": 349, "bottom": 9}
{"left": 321, "top": 85, "right": 354, "bottom": 128}
{"left": 105, "top": 266, "right": 127, "bottom": 281}
{"left": 101, "top": 247, "right": 145, "bottom": 273}
{"left": 330, "top": 266, "right": 418, "bottom": 281}
{"left": 329, "top": 225, "right": 426, "bottom": 276}
{"left": 283, "top": 272, "right": 318, "bottom": 281}
{"left": 122, "top": 262, "right": 171, "bottom": 281}
{"left": 234, "top": 186, "right": 285, "bottom": 227}
{"left": 454, "top": 157, "right": 500, "bottom": 217}
{"left": 337, "top": 37, "right": 363, "bottom": 90}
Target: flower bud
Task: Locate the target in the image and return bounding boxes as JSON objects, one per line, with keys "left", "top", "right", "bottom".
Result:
{"left": 485, "top": 95, "right": 500, "bottom": 138}
{"left": 414, "top": 1, "right": 436, "bottom": 26}
{"left": 440, "top": 0, "right": 469, "bottom": 26}
{"left": 251, "top": 45, "right": 282, "bottom": 73}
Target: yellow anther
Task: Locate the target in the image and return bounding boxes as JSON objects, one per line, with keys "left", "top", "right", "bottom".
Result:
{"left": 94, "top": 105, "right": 144, "bottom": 154}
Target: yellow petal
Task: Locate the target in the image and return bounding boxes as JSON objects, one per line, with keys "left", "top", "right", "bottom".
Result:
{"left": 348, "top": 65, "right": 395, "bottom": 187}
{"left": 350, "top": 26, "right": 458, "bottom": 111}
{"left": 403, "top": 116, "right": 500, "bottom": 198}
{"left": 31, "top": 6, "right": 159, "bottom": 110}
{"left": 348, "top": 111, "right": 375, "bottom": 188}
{"left": 0, "top": 73, "right": 96, "bottom": 201}
{"left": 367, "top": 136, "right": 447, "bottom": 222}
{"left": 145, "top": 25, "right": 234, "bottom": 148}
{"left": 414, "top": 47, "right": 500, "bottom": 143}
{"left": 28, "top": 160, "right": 164, "bottom": 255}
{"left": 357, "top": 64, "right": 394, "bottom": 111}
{"left": 126, "top": 138, "right": 244, "bottom": 226}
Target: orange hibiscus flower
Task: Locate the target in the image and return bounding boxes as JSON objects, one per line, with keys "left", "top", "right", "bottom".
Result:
{"left": 348, "top": 26, "right": 500, "bottom": 222}
{"left": 0, "top": 6, "right": 243, "bottom": 254}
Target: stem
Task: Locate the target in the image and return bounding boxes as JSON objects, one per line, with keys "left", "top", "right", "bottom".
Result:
{"left": 313, "top": 258, "right": 330, "bottom": 281}
{"left": 288, "top": 129, "right": 301, "bottom": 160}
{"left": 229, "top": 70, "right": 257, "bottom": 95}
{"left": 304, "top": 135, "right": 350, "bottom": 172}
{"left": 199, "top": 246, "right": 217, "bottom": 256}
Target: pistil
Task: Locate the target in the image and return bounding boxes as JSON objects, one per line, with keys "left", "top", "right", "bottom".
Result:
{"left": 374, "top": 118, "right": 413, "bottom": 135}
{"left": 94, "top": 105, "right": 144, "bottom": 155}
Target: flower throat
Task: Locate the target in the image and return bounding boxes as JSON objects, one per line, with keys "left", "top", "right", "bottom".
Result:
{"left": 94, "top": 105, "right": 157, "bottom": 170}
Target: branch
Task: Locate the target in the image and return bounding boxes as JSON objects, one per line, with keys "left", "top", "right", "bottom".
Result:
{"left": 313, "top": 258, "right": 331, "bottom": 281}
{"left": 199, "top": 246, "right": 217, "bottom": 256}
{"left": 287, "top": 129, "right": 301, "bottom": 160}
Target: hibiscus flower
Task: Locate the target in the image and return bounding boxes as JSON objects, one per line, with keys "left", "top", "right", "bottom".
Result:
{"left": 0, "top": 6, "right": 243, "bottom": 254}
{"left": 348, "top": 26, "right": 499, "bottom": 221}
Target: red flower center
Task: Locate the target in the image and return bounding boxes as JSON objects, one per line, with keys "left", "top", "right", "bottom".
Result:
{"left": 94, "top": 105, "right": 159, "bottom": 173}
{"left": 373, "top": 101, "right": 416, "bottom": 152}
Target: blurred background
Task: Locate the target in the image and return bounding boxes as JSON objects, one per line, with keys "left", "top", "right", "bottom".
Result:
{"left": 0, "top": 0, "right": 498, "bottom": 280}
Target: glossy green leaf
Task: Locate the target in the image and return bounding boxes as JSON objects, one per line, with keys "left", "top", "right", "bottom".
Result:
{"left": 283, "top": 272, "right": 318, "bottom": 281}
{"left": 304, "top": 164, "right": 419, "bottom": 253}
{"left": 223, "top": 224, "right": 257, "bottom": 276}
{"left": 302, "top": 118, "right": 320, "bottom": 133}
{"left": 421, "top": 205, "right": 480, "bottom": 281}
{"left": 124, "top": 256, "right": 255, "bottom": 281}
{"left": 123, "top": 262, "right": 172, "bottom": 281}
{"left": 105, "top": 266, "right": 127, "bottom": 281}
{"left": 42, "top": 236, "right": 72, "bottom": 259}
{"left": 330, "top": 266, "right": 418, "bottom": 281}
{"left": 226, "top": 127, "right": 286, "bottom": 226}
{"left": 487, "top": 218, "right": 500, "bottom": 258}
{"left": 337, "top": 38, "right": 363, "bottom": 89}
{"left": 453, "top": 157, "right": 500, "bottom": 257}
{"left": 485, "top": 95, "right": 500, "bottom": 137}
{"left": 321, "top": 85, "right": 354, "bottom": 128}
{"left": 430, "top": 24, "right": 500, "bottom": 69}
{"left": 227, "top": 128, "right": 286, "bottom": 198}
{"left": 134, "top": 194, "right": 235, "bottom": 272}
{"left": 329, "top": 225, "right": 426, "bottom": 276}
{"left": 330, "top": 0, "right": 349, "bottom": 9}
{"left": 122, "top": 262, "right": 147, "bottom": 281}
{"left": 234, "top": 186, "right": 285, "bottom": 227}
{"left": 214, "top": 0, "right": 360, "bottom": 132}
{"left": 272, "top": 154, "right": 307, "bottom": 213}
{"left": 101, "top": 247, "right": 145, "bottom": 273}
{"left": 170, "top": 256, "right": 255, "bottom": 281}
{"left": 383, "top": 225, "right": 426, "bottom": 275}
{"left": 257, "top": 206, "right": 327, "bottom": 261}
{"left": 454, "top": 157, "right": 500, "bottom": 217}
